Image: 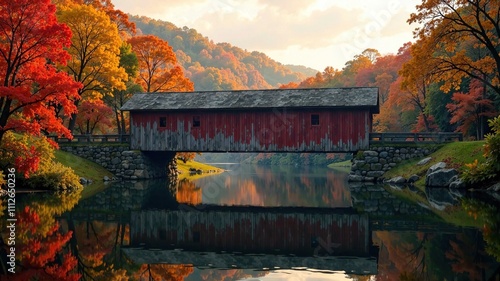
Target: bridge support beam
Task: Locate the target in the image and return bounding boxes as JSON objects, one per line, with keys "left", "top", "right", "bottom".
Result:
{"left": 60, "top": 145, "right": 178, "bottom": 180}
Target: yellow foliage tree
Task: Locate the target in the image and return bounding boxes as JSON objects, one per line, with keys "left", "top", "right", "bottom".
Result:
{"left": 57, "top": 4, "right": 128, "bottom": 132}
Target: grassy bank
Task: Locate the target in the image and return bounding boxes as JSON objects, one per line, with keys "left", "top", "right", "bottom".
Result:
{"left": 54, "top": 150, "right": 224, "bottom": 198}
{"left": 54, "top": 150, "right": 114, "bottom": 199}
{"left": 327, "top": 160, "right": 351, "bottom": 173}
{"left": 177, "top": 160, "right": 224, "bottom": 181}
{"left": 384, "top": 141, "right": 486, "bottom": 186}
{"left": 381, "top": 141, "right": 487, "bottom": 227}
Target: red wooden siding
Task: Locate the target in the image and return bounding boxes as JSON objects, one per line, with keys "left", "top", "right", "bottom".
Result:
{"left": 130, "top": 210, "right": 370, "bottom": 257}
{"left": 129, "top": 108, "right": 371, "bottom": 152}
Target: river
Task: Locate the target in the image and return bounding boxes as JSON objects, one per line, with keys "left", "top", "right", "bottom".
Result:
{"left": 2, "top": 164, "right": 499, "bottom": 280}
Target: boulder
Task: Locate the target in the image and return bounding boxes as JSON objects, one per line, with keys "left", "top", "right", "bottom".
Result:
{"left": 487, "top": 183, "right": 500, "bottom": 192}
{"left": 103, "top": 176, "right": 111, "bottom": 181}
{"left": 417, "top": 157, "right": 432, "bottom": 166}
{"left": 449, "top": 176, "right": 465, "bottom": 189}
{"left": 426, "top": 162, "right": 447, "bottom": 175}
{"left": 385, "top": 176, "right": 406, "bottom": 184}
{"left": 425, "top": 186, "right": 457, "bottom": 210}
{"left": 425, "top": 168, "right": 458, "bottom": 187}
{"left": 408, "top": 174, "right": 420, "bottom": 183}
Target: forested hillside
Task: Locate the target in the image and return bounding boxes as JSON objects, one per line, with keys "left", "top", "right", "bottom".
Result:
{"left": 130, "top": 15, "right": 314, "bottom": 90}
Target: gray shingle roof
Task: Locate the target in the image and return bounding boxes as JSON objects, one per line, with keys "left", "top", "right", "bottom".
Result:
{"left": 120, "top": 87, "right": 379, "bottom": 112}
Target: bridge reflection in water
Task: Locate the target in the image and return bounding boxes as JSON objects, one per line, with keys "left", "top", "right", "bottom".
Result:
{"left": 123, "top": 207, "right": 378, "bottom": 275}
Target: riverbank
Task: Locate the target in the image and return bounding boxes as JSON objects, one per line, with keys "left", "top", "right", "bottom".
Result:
{"left": 177, "top": 160, "right": 224, "bottom": 180}
{"left": 54, "top": 150, "right": 224, "bottom": 198}
{"left": 383, "top": 141, "right": 486, "bottom": 188}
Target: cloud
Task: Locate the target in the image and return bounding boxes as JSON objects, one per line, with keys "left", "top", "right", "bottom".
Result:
{"left": 194, "top": 4, "right": 366, "bottom": 50}
{"left": 112, "top": 0, "right": 419, "bottom": 70}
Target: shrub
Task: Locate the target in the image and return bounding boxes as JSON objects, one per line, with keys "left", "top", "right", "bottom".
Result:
{"left": 25, "top": 162, "right": 82, "bottom": 190}
{"left": 462, "top": 116, "right": 500, "bottom": 185}
{"left": 1, "top": 132, "right": 82, "bottom": 190}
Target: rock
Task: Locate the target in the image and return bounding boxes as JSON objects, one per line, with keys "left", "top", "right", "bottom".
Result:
{"left": 348, "top": 174, "right": 365, "bottom": 182}
{"left": 111, "top": 157, "right": 121, "bottom": 165}
{"left": 388, "top": 183, "right": 404, "bottom": 190}
{"left": 425, "top": 168, "right": 458, "bottom": 187}
{"left": 487, "top": 183, "right": 500, "bottom": 192}
{"left": 408, "top": 174, "right": 420, "bottom": 183}
{"left": 426, "top": 186, "right": 457, "bottom": 210}
{"left": 134, "top": 169, "right": 149, "bottom": 178}
{"left": 363, "top": 150, "right": 378, "bottom": 157}
{"left": 449, "top": 179, "right": 465, "bottom": 189}
{"left": 426, "top": 162, "right": 447, "bottom": 175}
{"left": 417, "top": 157, "right": 432, "bottom": 166}
{"left": 386, "top": 176, "right": 406, "bottom": 184}
{"left": 367, "top": 171, "right": 385, "bottom": 177}
{"left": 80, "top": 177, "right": 88, "bottom": 184}
{"left": 103, "top": 176, "right": 111, "bottom": 181}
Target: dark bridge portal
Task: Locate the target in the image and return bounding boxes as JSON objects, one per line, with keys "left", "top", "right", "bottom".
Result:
{"left": 121, "top": 87, "right": 379, "bottom": 152}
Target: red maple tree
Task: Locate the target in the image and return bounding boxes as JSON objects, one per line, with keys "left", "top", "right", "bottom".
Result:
{"left": 0, "top": 0, "right": 81, "bottom": 144}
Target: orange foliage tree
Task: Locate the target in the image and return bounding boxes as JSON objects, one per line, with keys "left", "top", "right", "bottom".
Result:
{"left": 446, "top": 79, "right": 497, "bottom": 139}
{"left": 399, "top": 41, "right": 440, "bottom": 132}
{"left": 409, "top": 0, "right": 500, "bottom": 96}
{"left": 128, "top": 35, "right": 194, "bottom": 92}
{"left": 7, "top": 206, "right": 80, "bottom": 281}
{"left": 0, "top": 0, "right": 80, "bottom": 145}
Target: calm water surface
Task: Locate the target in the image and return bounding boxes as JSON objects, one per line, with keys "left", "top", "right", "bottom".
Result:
{"left": 2, "top": 165, "right": 500, "bottom": 280}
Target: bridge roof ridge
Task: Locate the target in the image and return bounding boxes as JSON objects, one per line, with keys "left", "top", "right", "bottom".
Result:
{"left": 120, "top": 87, "right": 379, "bottom": 112}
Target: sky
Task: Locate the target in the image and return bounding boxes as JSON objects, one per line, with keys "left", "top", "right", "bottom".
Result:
{"left": 112, "top": 0, "right": 421, "bottom": 71}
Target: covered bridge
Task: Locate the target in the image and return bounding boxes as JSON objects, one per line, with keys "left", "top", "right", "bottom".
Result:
{"left": 120, "top": 87, "right": 379, "bottom": 152}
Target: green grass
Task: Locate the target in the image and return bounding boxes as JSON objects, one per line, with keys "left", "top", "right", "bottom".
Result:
{"left": 54, "top": 150, "right": 113, "bottom": 199}
{"left": 381, "top": 141, "right": 487, "bottom": 228}
{"left": 177, "top": 160, "right": 224, "bottom": 181}
{"left": 327, "top": 160, "right": 351, "bottom": 168}
{"left": 384, "top": 141, "right": 486, "bottom": 185}
{"left": 327, "top": 160, "right": 351, "bottom": 173}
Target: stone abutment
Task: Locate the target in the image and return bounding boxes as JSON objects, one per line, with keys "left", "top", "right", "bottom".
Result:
{"left": 349, "top": 146, "right": 438, "bottom": 182}
{"left": 60, "top": 145, "right": 178, "bottom": 180}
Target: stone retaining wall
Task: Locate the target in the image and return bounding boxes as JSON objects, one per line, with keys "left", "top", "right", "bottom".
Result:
{"left": 60, "top": 145, "right": 177, "bottom": 180}
{"left": 349, "top": 146, "right": 437, "bottom": 182}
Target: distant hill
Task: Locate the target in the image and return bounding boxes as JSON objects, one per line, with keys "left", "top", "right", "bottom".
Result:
{"left": 285, "top": 64, "right": 319, "bottom": 78}
{"left": 129, "top": 15, "right": 316, "bottom": 90}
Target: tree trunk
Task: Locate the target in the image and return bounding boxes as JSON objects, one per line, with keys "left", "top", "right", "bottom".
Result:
{"left": 120, "top": 111, "right": 127, "bottom": 134}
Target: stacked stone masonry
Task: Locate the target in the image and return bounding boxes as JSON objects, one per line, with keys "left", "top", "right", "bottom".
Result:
{"left": 349, "top": 146, "right": 437, "bottom": 182}
{"left": 60, "top": 145, "right": 177, "bottom": 180}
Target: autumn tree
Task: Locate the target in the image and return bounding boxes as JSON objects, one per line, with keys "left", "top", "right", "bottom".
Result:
{"left": 399, "top": 41, "right": 440, "bottom": 132}
{"left": 57, "top": 3, "right": 128, "bottom": 132}
{"left": 53, "top": 0, "right": 136, "bottom": 37}
{"left": 104, "top": 43, "right": 141, "bottom": 135}
{"left": 128, "top": 35, "right": 194, "bottom": 92}
{"left": 447, "top": 79, "right": 498, "bottom": 139}
{"left": 409, "top": 0, "right": 500, "bottom": 95}
{"left": 75, "top": 100, "right": 114, "bottom": 134}
{"left": 7, "top": 206, "right": 80, "bottom": 280}
{"left": 0, "top": 0, "right": 80, "bottom": 145}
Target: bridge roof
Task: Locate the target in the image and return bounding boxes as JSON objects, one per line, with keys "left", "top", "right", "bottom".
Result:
{"left": 121, "top": 87, "right": 379, "bottom": 113}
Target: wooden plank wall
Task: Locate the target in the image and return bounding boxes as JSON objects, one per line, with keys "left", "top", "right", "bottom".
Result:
{"left": 130, "top": 210, "right": 370, "bottom": 257}
{"left": 130, "top": 109, "right": 371, "bottom": 152}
